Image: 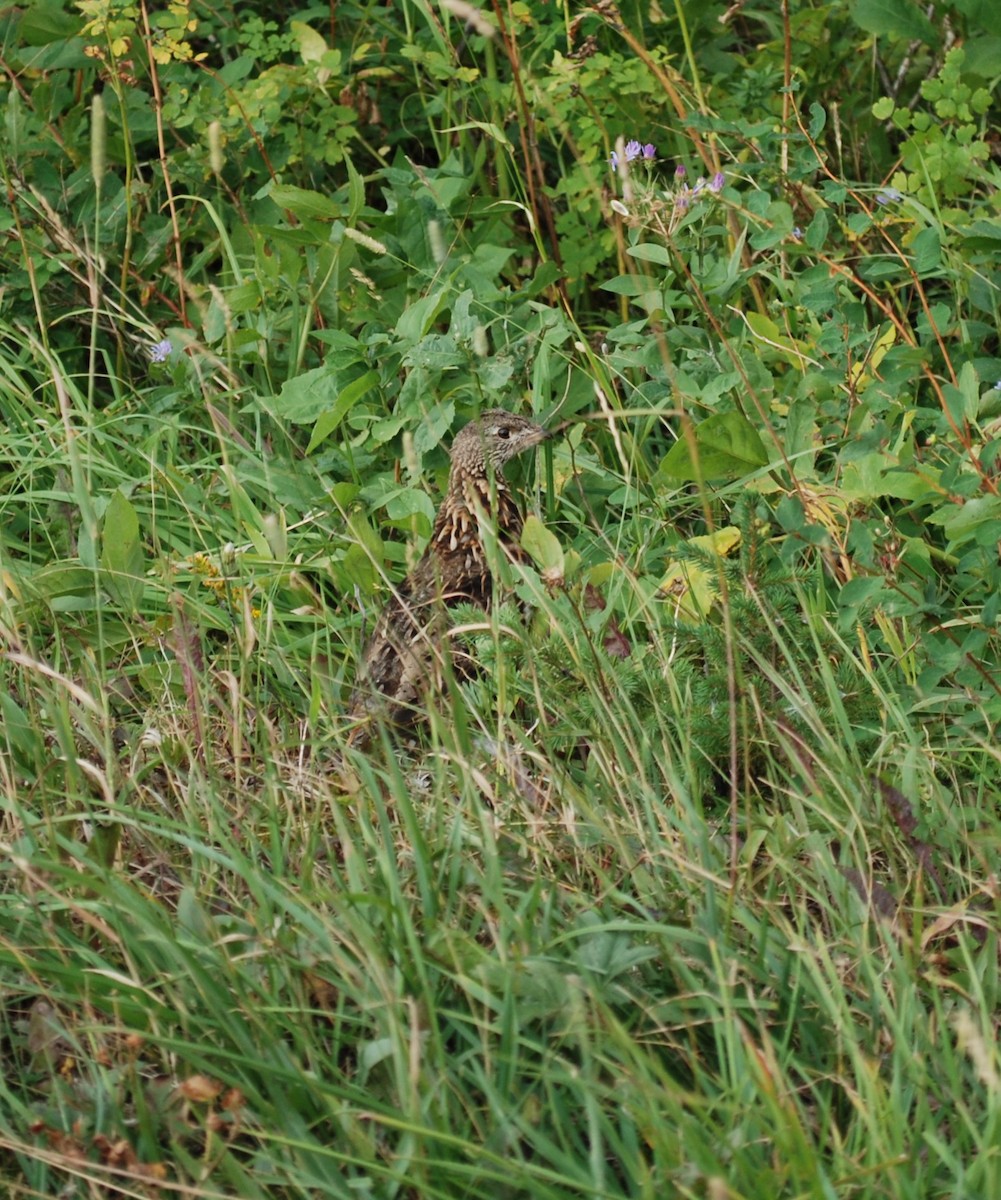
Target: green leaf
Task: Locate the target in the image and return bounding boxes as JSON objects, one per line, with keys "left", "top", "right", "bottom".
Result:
{"left": 926, "top": 495, "right": 1001, "bottom": 543}
{"left": 291, "top": 20, "right": 327, "bottom": 64}
{"left": 439, "top": 121, "right": 512, "bottom": 149}
{"left": 658, "top": 527, "right": 741, "bottom": 622}
{"left": 809, "top": 102, "right": 828, "bottom": 137}
{"left": 396, "top": 292, "right": 450, "bottom": 343}
{"left": 0, "top": 692, "right": 42, "bottom": 761}
{"left": 660, "top": 412, "right": 769, "bottom": 482}
{"left": 839, "top": 576, "right": 887, "bottom": 609}
{"left": 343, "top": 514, "right": 384, "bottom": 596}
{"left": 275, "top": 367, "right": 337, "bottom": 423}
{"left": 268, "top": 185, "right": 342, "bottom": 221}
{"left": 600, "top": 275, "right": 662, "bottom": 298}
{"left": 276, "top": 363, "right": 374, "bottom": 429}
{"left": 101, "top": 490, "right": 144, "bottom": 614}
{"left": 306, "top": 370, "right": 378, "bottom": 453}
{"left": 521, "top": 515, "right": 564, "bottom": 577}
{"left": 413, "top": 400, "right": 455, "bottom": 456}
{"left": 805, "top": 209, "right": 829, "bottom": 251}
{"left": 850, "top": 0, "right": 937, "bottom": 43}
{"left": 383, "top": 488, "right": 435, "bottom": 527}
{"left": 344, "top": 152, "right": 365, "bottom": 223}
{"left": 626, "top": 243, "right": 672, "bottom": 266}
{"left": 911, "top": 227, "right": 940, "bottom": 274}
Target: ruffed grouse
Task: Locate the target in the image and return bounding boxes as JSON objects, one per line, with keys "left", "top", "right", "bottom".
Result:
{"left": 349, "top": 409, "right": 551, "bottom": 739}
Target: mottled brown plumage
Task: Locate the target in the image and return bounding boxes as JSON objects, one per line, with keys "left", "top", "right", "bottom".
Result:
{"left": 349, "top": 410, "right": 550, "bottom": 738}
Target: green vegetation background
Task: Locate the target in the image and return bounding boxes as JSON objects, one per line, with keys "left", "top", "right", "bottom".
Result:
{"left": 1, "top": 0, "right": 999, "bottom": 1195}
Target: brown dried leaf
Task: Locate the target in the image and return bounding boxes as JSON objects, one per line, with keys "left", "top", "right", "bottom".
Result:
{"left": 178, "top": 1073, "right": 224, "bottom": 1103}
{"left": 93, "top": 1132, "right": 168, "bottom": 1181}
{"left": 603, "top": 619, "right": 631, "bottom": 660}
{"left": 879, "top": 779, "right": 947, "bottom": 898}
{"left": 583, "top": 582, "right": 606, "bottom": 612}
{"left": 220, "top": 1087, "right": 245, "bottom": 1113}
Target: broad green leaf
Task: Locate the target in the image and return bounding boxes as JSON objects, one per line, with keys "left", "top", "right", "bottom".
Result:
{"left": 850, "top": 0, "right": 937, "bottom": 42}
{"left": 745, "top": 310, "right": 814, "bottom": 367}
{"left": 911, "top": 227, "right": 941, "bottom": 274}
{"left": 661, "top": 412, "right": 769, "bottom": 481}
{"left": 926, "top": 495, "right": 1001, "bottom": 543}
{"left": 521, "top": 515, "right": 564, "bottom": 579}
{"left": 269, "top": 185, "right": 342, "bottom": 221}
{"left": 600, "top": 275, "right": 662, "bottom": 299}
{"left": 396, "top": 292, "right": 450, "bottom": 343}
{"left": 383, "top": 488, "right": 435, "bottom": 528}
{"left": 839, "top": 576, "right": 888, "bottom": 609}
{"left": 413, "top": 401, "right": 456, "bottom": 456}
{"left": 809, "top": 102, "right": 827, "bottom": 137}
{"left": 101, "top": 490, "right": 144, "bottom": 613}
{"left": 292, "top": 20, "right": 327, "bottom": 64}
{"left": 275, "top": 366, "right": 337, "bottom": 423}
{"left": 627, "top": 243, "right": 672, "bottom": 266}
{"left": 306, "top": 370, "right": 378, "bottom": 453}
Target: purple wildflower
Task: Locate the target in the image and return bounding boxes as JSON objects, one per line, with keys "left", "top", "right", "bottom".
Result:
{"left": 149, "top": 339, "right": 172, "bottom": 363}
{"left": 875, "top": 188, "right": 904, "bottom": 205}
{"left": 674, "top": 164, "right": 686, "bottom": 180}
{"left": 610, "top": 138, "right": 655, "bottom": 172}
{"left": 709, "top": 171, "right": 726, "bottom": 193}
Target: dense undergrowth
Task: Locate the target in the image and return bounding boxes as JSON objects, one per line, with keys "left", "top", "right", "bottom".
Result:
{"left": 1, "top": 0, "right": 999, "bottom": 1196}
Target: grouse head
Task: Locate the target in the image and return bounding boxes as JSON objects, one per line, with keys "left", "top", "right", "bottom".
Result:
{"left": 449, "top": 410, "right": 551, "bottom": 477}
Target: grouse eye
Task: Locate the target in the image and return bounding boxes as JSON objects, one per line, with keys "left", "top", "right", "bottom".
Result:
{"left": 496, "top": 425, "right": 511, "bottom": 439}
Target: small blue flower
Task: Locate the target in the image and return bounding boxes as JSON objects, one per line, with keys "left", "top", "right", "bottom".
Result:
{"left": 709, "top": 171, "right": 726, "bottom": 193}
{"left": 149, "top": 339, "right": 172, "bottom": 363}
{"left": 791, "top": 227, "right": 803, "bottom": 241}
{"left": 642, "top": 143, "right": 656, "bottom": 159}
{"left": 875, "top": 188, "right": 904, "bottom": 206}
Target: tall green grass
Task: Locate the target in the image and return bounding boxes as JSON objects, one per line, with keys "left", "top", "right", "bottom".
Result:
{"left": 2, "top": 1, "right": 999, "bottom": 1196}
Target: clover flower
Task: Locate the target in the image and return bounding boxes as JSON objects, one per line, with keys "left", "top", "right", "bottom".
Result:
{"left": 149, "top": 339, "right": 172, "bottom": 363}
{"left": 610, "top": 139, "right": 656, "bottom": 171}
